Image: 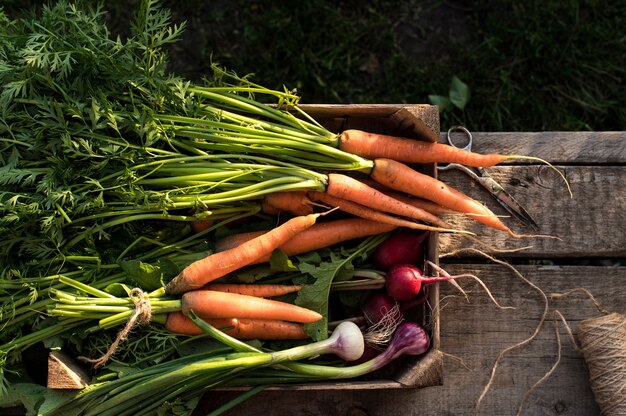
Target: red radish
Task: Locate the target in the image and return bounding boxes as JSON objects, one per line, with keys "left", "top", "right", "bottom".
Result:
{"left": 362, "top": 291, "right": 399, "bottom": 325}
{"left": 385, "top": 264, "right": 452, "bottom": 302}
{"left": 372, "top": 232, "right": 428, "bottom": 271}
{"left": 399, "top": 286, "right": 430, "bottom": 314}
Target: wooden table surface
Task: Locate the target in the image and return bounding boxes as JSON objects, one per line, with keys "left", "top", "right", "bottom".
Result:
{"left": 202, "top": 131, "right": 626, "bottom": 416}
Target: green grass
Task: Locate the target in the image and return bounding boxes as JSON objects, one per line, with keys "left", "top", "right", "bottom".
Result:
{"left": 3, "top": 0, "right": 625, "bottom": 131}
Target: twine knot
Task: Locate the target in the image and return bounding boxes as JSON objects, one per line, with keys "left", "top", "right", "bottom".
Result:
{"left": 79, "top": 288, "right": 152, "bottom": 368}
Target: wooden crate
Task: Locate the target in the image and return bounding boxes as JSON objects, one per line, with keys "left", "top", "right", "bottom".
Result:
{"left": 296, "top": 104, "right": 443, "bottom": 389}
{"left": 204, "top": 104, "right": 444, "bottom": 397}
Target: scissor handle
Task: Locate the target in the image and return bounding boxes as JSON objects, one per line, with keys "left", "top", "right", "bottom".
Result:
{"left": 446, "top": 125, "right": 473, "bottom": 152}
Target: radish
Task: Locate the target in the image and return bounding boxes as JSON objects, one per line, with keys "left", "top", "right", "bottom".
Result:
{"left": 361, "top": 291, "right": 404, "bottom": 349}
{"left": 385, "top": 263, "right": 452, "bottom": 302}
{"left": 362, "top": 291, "right": 399, "bottom": 325}
{"left": 372, "top": 231, "right": 427, "bottom": 271}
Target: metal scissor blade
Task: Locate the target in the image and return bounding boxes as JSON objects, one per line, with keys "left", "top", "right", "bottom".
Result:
{"left": 438, "top": 163, "right": 539, "bottom": 231}
{"left": 474, "top": 170, "right": 540, "bottom": 231}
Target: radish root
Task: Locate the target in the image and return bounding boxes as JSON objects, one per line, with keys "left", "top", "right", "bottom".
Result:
{"left": 427, "top": 261, "right": 513, "bottom": 310}
{"left": 440, "top": 248, "right": 549, "bottom": 415}
{"left": 364, "top": 303, "right": 404, "bottom": 347}
{"left": 506, "top": 155, "right": 573, "bottom": 198}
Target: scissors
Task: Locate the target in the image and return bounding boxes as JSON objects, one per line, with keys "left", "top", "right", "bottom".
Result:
{"left": 437, "top": 126, "right": 539, "bottom": 231}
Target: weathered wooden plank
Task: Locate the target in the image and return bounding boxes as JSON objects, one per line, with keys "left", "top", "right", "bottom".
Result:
{"left": 440, "top": 131, "right": 626, "bottom": 164}
{"left": 47, "top": 350, "right": 90, "bottom": 389}
{"left": 203, "top": 264, "right": 624, "bottom": 416}
{"left": 437, "top": 165, "right": 626, "bottom": 258}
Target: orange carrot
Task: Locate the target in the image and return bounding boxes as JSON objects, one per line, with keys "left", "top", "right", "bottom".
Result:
{"left": 165, "top": 312, "right": 308, "bottom": 339}
{"left": 383, "top": 191, "right": 458, "bottom": 216}
{"left": 164, "top": 312, "right": 237, "bottom": 336}
{"left": 203, "top": 283, "right": 303, "bottom": 298}
{"left": 181, "top": 290, "right": 323, "bottom": 323}
{"left": 165, "top": 213, "right": 322, "bottom": 295}
{"left": 260, "top": 201, "right": 279, "bottom": 215}
{"left": 339, "top": 130, "right": 572, "bottom": 196}
{"left": 259, "top": 175, "right": 453, "bottom": 229}
{"left": 262, "top": 191, "right": 314, "bottom": 216}
{"left": 215, "top": 230, "right": 266, "bottom": 252}
{"left": 324, "top": 173, "right": 450, "bottom": 228}
{"left": 338, "top": 129, "right": 511, "bottom": 167}
{"left": 356, "top": 178, "right": 457, "bottom": 216}
{"left": 228, "top": 318, "right": 308, "bottom": 340}
{"left": 370, "top": 158, "right": 516, "bottom": 235}
{"left": 306, "top": 191, "right": 469, "bottom": 234}
{"left": 190, "top": 219, "right": 216, "bottom": 233}
{"left": 215, "top": 218, "right": 397, "bottom": 261}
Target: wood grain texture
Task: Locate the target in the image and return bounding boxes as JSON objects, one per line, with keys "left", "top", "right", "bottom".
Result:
{"left": 198, "top": 265, "right": 625, "bottom": 416}
{"left": 441, "top": 131, "right": 626, "bottom": 164}
{"left": 47, "top": 350, "right": 90, "bottom": 389}
{"left": 437, "top": 165, "right": 626, "bottom": 258}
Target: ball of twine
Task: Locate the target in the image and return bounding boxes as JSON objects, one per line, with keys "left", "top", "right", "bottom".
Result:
{"left": 577, "top": 312, "right": 626, "bottom": 416}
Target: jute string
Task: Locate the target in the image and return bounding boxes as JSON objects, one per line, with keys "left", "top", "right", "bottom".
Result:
{"left": 577, "top": 313, "right": 626, "bottom": 416}
{"left": 79, "top": 288, "right": 152, "bottom": 368}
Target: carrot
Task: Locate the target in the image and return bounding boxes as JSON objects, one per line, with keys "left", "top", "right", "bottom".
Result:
{"left": 261, "top": 175, "right": 448, "bottom": 228}
{"left": 164, "top": 312, "right": 237, "bottom": 336}
{"left": 356, "top": 178, "right": 458, "bottom": 216}
{"left": 370, "top": 158, "right": 518, "bottom": 235}
{"left": 324, "top": 173, "right": 451, "bottom": 228}
{"left": 339, "top": 130, "right": 572, "bottom": 196}
{"left": 262, "top": 191, "right": 314, "bottom": 216}
{"left": 260, "top": 202, "right": 279, "bottom": 215}
{"left": 265, "top": 218, "right": 397, "bottom": 257}
{"left": 306, "top": 191, "right": 471, "bottom": 234}
{"left": 228, "top": 318, "right": 308, "bottom": 340}
{"left": 383, "top": 191, "right": 458, "bottom": 216}
{"left": 215, "top": 230, "right": 266, "bottom": 253}
{"left": 203, "top": 283, "right": 303, "bottom": 298}
{"left": 165, "top": 312, "right": 308, "bottom": 339}
{"left": 165, "top": 212, "right": 322, "bottom": 295}
{"left": 190, "top": 218, "right": 216, "bottom": 233}
{"left": 181, "top": 290, "right": 322, "bottom": 323}
{"left": 338, "top": 129, "right": 514, "bottom": 167}
{"left": 215, "top": 218, "right": 397, "bottom": 261}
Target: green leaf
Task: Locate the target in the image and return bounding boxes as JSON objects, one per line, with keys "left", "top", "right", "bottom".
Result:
{"left": 428, "top": 94, "right": 452, "bottom": 111}
{"left": 233, "top": 265, "right": 274, "bottom": 283}
{"left": 0, "top": 382, "right": 74, "bottom": 415}
{"left": 295, "top": 261, "right": 337, "bottom": 341}
{"left": 42, "top": 334, "right": 65, "bottom": 350}
{"left": 295, "top": 250, "right": 355, "bottom": 341}
{"left": 119, "top": 259, "right": 165, "bottom": 291}
{"left": 0, "top": 383, "right": 45, "bottom": 415}
{"left": 269, "top": 249, "right": 297, "bottom": 272}
{"left": 38, "top": 388, "right": 77, "bottom": 416}
{"left": 156, "top": 258, "right": 180, "bottom": 282}
{"left": 103, "top": 363, "right": 144, "bottom": 378}
{"left": 449, "top": 76, "right": 470, "bottom": 110}
{"left": 104, "top": 282, "right": 131, "bottom": 297}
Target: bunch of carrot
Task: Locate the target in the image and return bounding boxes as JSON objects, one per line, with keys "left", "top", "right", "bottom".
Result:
{"left": 40, "top": 95, "right": 554, "bottom": 358}
{"left": 3, "top": 3, "right": 564, "bottom": 414}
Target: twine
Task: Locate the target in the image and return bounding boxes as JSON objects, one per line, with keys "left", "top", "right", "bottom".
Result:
{"left": 80, "top": 288, "right": 152, "bottom": 368}
{"left": 577, "top": 313, "right": 626, "bottom": 416}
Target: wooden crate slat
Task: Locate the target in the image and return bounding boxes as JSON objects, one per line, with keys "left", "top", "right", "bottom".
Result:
{"left": 438, "top": 165, "right": 626, "bottom": 258}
